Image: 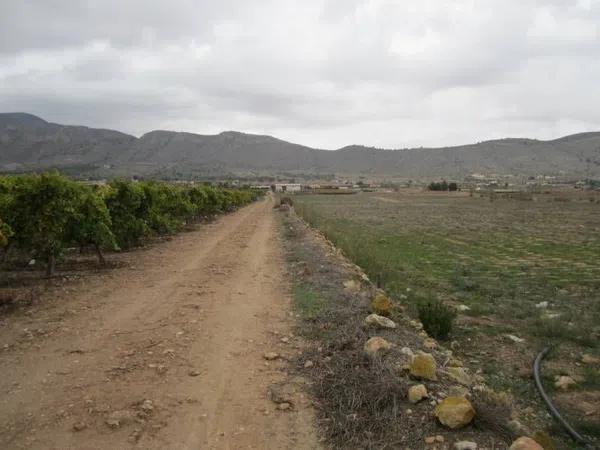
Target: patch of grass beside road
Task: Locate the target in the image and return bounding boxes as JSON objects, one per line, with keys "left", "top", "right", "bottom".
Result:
{"left": 293, "top": 284, "right": 326, "bottom": 319}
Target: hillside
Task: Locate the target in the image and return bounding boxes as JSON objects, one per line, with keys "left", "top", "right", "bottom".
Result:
{"left": 0, "top": 113, "right": 136, "bottom": 173}
{"left": 1, "top": 113, "right": 600, "bottom": 179}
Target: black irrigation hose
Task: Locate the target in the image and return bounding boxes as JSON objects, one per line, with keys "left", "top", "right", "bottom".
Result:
{"left": 533, "top": 347, "right": 597, "bottom": 449}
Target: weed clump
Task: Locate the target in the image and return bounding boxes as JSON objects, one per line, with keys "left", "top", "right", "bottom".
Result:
{"left": 371, "top": 293, "right": 393, "bottom": 316}
{"left": 280, "top": 196, "right": 294, "bottom": 207}
{"left": 471, "top": 388, "right": 514, "bottom": 440}
{"left": 418, "top": 300, "right": 456, "bottom": 340}
{"left": 312, "top": 351, "right": 409, "bottom": 446}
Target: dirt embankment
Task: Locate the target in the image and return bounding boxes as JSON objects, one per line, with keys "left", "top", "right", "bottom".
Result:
{"left": 0, "top": 198, "right": 318, "bottom": 449}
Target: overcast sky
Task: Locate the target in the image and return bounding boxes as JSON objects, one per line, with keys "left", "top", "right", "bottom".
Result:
{"left": 1, "top": 1, "right": 599, "bottom": 149}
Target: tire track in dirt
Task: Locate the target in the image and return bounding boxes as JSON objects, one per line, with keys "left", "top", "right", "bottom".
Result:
{"left": 0, "top": 196, "right": 319, "bottom": 449}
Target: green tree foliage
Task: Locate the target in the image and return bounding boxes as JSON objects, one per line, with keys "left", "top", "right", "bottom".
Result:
{"left": 0, "top": 218, "right": 11, "bottom": 247}
{"left": 8, "top": 172, "right": 80, "bottom": 275}
{"left": 67, "top": 187, "right": 118, "bottom": 265}
{"left": 0, "top": 176, "right": 15, "bottom": 220}
{"left": 105, "top": 181, "right": 259, "bottom": 249}
{"left": 188, "top": 186, "right": 209, "bottom": 219}
{"left": 0, "top": 173, "right": 262, "bottom": 274}
{"left": 0, "top": 178, "right": 16, "bottom": 259}
{"left": 202, "top": 185, "right": 225, "bottom": 215}
{"left": 428, "top": 180, "right": 449, "bottom": 191}
{"left": 428, "top": 180, "right": 459, "bottom": 191}
{"left": 139, "top": 182, "right": 195, "bottom": 234}
{"left": 104, "top": 180, "right": 149, "bottom": 250}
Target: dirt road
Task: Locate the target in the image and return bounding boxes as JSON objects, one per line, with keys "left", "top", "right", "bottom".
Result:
{"left": 0, "top": 197, "right": 319, "bottom": 449}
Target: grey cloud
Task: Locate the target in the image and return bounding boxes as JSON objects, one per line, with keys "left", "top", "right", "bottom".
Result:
{"left": 1, "top": 0, "right": 600, "bottom": 149}
{"left": 0, "top": 1, "right": 247, "bottom": 53}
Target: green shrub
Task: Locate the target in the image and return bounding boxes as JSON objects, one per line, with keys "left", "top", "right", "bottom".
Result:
{"left": 203, "top": 186, "right": 224, "bottom": 215}
{"left": 139, "top": 181, "right": 194, "bottom": 234}
{"left": 418, "top": 300, "right": 456, "bottom": 340}
{"left": 531, "top": 317, "right": 571, "bottom": 340}
{"left": 7, "top": 172, "right": 81, "bottom": 275}
{"left": 0, "top": 174, "right": 116, "bottom": 266}
{"left": 428, "top": 181, "right": 459, "bottom": 192}
{"left": 67, "top": 187, "right": 118, "bottom": 264}
{"left": 105, "top": 180, "right": 149, "bottom": 249}
{"left": 188, "top": 186, "right": 208, "bottom": 219}
{"left": 428, "top": 180, "right": 449, "bottom": 191}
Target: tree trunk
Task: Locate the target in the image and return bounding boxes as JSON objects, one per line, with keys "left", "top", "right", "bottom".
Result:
{"left": 0, "top": 241, "right": 13, "bottom": 264}
{"left": 94, "top": 243, "right": 106, "bottom": 266}
{"left": 46, "top": 254, "right": 55, "bottom": 277}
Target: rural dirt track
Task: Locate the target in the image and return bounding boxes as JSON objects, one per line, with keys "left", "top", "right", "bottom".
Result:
{"left": 0, "top": 196, "right": 319, "bottom": 449}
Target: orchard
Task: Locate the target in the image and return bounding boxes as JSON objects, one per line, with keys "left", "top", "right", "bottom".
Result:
{"left": 0, "top": 172, "right": 262, "bottom": 276}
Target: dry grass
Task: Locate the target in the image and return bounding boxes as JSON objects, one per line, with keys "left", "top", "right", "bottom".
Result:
{"left": 281, "top": 211, "right": 512, "bottom": 449}
{"left": 291, "top": 189, "right": 600, "bottom": 447}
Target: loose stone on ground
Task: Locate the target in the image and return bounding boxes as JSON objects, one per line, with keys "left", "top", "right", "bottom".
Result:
{"left": 364, "top": 336, "right": 392, "bottom": 357}
{"left": 434, "top": 396, "right": 475, "bottom": 429}
{"left": 409, "top": 351, "right": 438, "bottom": 381}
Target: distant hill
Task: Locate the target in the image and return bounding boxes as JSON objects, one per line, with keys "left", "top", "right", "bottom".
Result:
{"left": 1, "top": 113, "right": 600, "bottom": 179}
{"left": 0, "top": 113, "right": 136, "bottom": 174}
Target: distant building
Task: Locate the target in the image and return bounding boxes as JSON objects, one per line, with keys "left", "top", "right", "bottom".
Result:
{"left": 273, "top": 183, "right": 302, "bottom": 193}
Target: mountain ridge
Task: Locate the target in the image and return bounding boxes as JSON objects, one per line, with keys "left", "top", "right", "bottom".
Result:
{"left": 1, "top": 112, "right": 600, "bottom": 179}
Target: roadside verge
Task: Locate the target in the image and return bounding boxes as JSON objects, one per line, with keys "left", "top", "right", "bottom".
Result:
{"left": 278, "top": 206, "right": 518, "bottom": 449}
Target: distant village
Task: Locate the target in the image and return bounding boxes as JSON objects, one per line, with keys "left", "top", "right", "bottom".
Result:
{"left": 243, "top": 172, "right": 600, "bottom": 194}
{"left": 84, "top": 172, "right": 600, "bottom": 195}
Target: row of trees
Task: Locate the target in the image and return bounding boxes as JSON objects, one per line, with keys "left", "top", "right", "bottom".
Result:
{"left": 0, "top": 172, "right": 262, "bottom": 276}
{"left": 428, "top": 180, "right": 458, "bottom": 191}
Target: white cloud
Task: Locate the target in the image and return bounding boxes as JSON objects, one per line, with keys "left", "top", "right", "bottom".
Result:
{"left": 528, "top": 7, "right": 598, "bottom": 43}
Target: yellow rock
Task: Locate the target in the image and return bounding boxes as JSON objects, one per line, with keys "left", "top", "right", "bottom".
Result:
{"left": 364, "top": 336, "right": 392, "bottom": 357}
{"left": 423, "top": 338, "right": 437, "bottom": 349}
{"left": 364, "top": 314, "right": 397, "bottom": 329}
{"left": 371, "top": 293, "right": 393, "bottom": 316}
{"left": 581, "top": 354, "right": 600, "bottom": 365}
{"left": 509, "top": 437, "right": 544, "bottom": 450}
{"left": 409, "top": 320, "right": 424, "bottom": 330}
{"left": 434, "top": 396, "right": 475, "bottom": 429}
{"left": 554, "top": 375, "right": 576, "bottom": 390}
{"left": 408, "top": 384, "right": 428, "bottom": 404}
{"left": 343, "top": 279, "right": 360, "bottom": 292}
{"left": 409, "top": 351, "right": 438, "bottom": 381}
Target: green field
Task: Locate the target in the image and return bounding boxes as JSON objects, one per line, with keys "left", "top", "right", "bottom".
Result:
{"left": 294, "top": 189, "right": 600, "bottom": 440}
